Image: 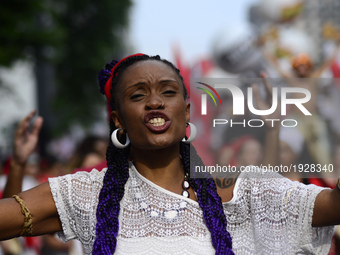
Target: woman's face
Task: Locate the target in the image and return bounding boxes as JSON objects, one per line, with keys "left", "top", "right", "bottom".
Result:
{"left": 237, "top": 140, "right": 262, "bottom": 167}
{"left": 111, "top": 60, "right": 190, "bottom": 150}
{"left": 279, "top": 141, "right": 297, "bottom": 166}
{"left": 293, "top": 64, "right": 311, "bottom": 78}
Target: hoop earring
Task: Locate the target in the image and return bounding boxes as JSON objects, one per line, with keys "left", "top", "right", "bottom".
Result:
{"left": 111, "top": 129, "right": 130, "bottom": 149}
{"left": 182, "top": 122, "right": 197, "bottom": 144}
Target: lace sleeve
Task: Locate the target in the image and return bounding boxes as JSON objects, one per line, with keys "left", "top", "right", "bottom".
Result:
{"left": 248, "top": 171, "right": 334, "bottom": 254}
{"left": 225, "top": 169, "right": 334, "bottom": 254}
{"left": 48, "top": 169, "right": 106, "bottom": 245}
{"left": 289, "top": 182, "right": 334, "bottom": 253}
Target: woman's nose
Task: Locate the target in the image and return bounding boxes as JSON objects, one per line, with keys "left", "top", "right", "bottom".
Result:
{"left": 145, "top": 95, "right": 164, "bottom": 110}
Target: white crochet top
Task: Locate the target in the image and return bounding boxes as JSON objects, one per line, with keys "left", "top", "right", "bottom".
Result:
{"left": 49, "top": 163, "right": 334, "bottom": 255}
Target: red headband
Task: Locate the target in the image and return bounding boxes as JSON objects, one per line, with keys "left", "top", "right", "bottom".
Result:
{"left": 104, "top": 53, "right": 146, "bottom": 101}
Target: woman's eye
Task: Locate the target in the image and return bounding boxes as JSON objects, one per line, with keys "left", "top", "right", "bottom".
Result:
{"left": 130, "top": 94, "right": 145, "bottom": 100}
{"left": 163, "top": 90, "right": 177, "bottom": 95}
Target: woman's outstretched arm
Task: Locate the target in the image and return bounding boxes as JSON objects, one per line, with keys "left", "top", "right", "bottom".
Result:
{"left": 0, "top": 182, "right": 62, "bottom": 240}
{"left": 313, "top": 185, "right": 340, "bottom": 227}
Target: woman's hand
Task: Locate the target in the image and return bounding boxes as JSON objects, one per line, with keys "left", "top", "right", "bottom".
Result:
{"left": 12, "top": 110, "right": 43, "bottom": 166}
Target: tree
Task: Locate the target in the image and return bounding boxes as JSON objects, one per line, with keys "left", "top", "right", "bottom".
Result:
{"left": 0, "top": 0, "right": 132, "bottom": 157}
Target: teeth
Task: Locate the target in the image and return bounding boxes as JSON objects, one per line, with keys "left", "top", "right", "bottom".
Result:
{"left": 149, "top": 117, "right": 165, "bottom": 126}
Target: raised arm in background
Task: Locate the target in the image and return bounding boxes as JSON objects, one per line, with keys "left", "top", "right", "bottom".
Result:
{"left": 0, "top": 111, "right": 61, "bottom": 240}
{"left": 253, "top": 72, "right": 280, "bottom": 167}
{"left": 2, "top": 110, "right": 43, "bottom": 198}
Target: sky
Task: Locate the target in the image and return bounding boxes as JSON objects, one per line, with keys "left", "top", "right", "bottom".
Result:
{"left": 129, "top": 0, "right": 258, "bottom": 64}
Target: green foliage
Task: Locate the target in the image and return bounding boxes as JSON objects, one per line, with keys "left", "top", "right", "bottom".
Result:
{"left": 0, "top": 1, "right": 63, "bottom": 65}
{"left": 53, "top": 0, "right": 132, "bottom": 134}
{"left": 0, "top": 0, "right": 132, "bottom": 135}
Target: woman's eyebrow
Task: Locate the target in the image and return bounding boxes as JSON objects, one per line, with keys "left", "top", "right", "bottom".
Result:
{"left": 124, "top": 79, "right": 179, "bottom": 93}
{"left": 124, "top": 82, "right": 147, "bottom": 92}
{"left": 159, "top": 79, "right": 179, "bottom": 84}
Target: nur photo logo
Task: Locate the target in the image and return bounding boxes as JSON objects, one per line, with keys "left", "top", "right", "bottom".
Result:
{"left": 195, "top": 79, "right": 312, "bottom": 128}
{"left": 196, "top": 82, "right": 223, "bottom": 115}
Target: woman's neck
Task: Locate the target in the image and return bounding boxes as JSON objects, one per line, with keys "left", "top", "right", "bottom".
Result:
{"left": 131, "top": 145, "right": 185, "bottom": 193}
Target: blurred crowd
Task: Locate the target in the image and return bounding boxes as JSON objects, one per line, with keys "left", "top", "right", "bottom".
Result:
{"left": 0, "top": 135, "right": 108, "bottom": 255}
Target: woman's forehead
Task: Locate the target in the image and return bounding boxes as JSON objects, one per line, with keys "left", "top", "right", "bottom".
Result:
{"left": 121, "top": 60, "right": 179, "bottom": 81}
{"left": 113, "top": 59, "right": 186, "bottom": 100}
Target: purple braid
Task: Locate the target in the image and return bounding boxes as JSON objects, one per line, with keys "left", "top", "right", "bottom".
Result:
{"left": 93, "top": 119, "right": 130, "bottom": 254}
{"left": 98, "top": 60, "right": 118, "bottom": 95}
{"left": 180, "top": 142, "right": 234, "bottom": 255}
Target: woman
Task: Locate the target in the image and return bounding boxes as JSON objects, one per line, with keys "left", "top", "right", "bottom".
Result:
{"left": 0, "top": 53, "right": 338, "bottom": 255}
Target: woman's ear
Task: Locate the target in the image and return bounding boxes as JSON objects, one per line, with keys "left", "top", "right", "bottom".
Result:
{"left": 185, "top": 103, "right": 190, "bottom": 123}
{"left": 111, "top": 111, "right": 123, "bottom": 129}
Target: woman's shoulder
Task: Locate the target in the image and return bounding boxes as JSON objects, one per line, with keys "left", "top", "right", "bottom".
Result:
{"left": 219, "top": 166, "right": 305, "bottom": 204}
{"left": 48, "top": 167, "right": 108, "bottom": 190}
{"left": 234, "top": 166, "right": 302, "bottom": 192}
{"left": 71, "top": 160, "right": 107, "bottom": 174}
{"left": 221, "top": 165, "right": 328, "bottom": 205}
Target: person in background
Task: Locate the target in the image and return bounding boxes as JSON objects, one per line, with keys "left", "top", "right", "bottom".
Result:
{"left": 279, "top": 127, "right": 304, "bottom": 182}
{"left": 235, "top": 137, "right": 263, "bottom": 167}
{"left": 66, "top": 135, "right": 107, "bottom": 174}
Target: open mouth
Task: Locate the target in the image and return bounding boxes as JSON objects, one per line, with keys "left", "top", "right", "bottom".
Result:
{"left": 144, "top": 111, "right": 171, "bottom": 133}
{"left": 149, "top": 117, "right": 166, "bottom": 127}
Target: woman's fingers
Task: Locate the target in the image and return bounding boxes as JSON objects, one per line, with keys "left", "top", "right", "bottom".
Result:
{"left": 31, "top": 116, "right": 43, "bottom": 137}
{"left": 15, "top": 110, "right": 36, "bottom": 138}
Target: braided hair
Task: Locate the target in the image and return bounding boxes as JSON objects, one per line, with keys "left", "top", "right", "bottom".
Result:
{"left": 93, "top": 54, "right": 234, "bottom": 254}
